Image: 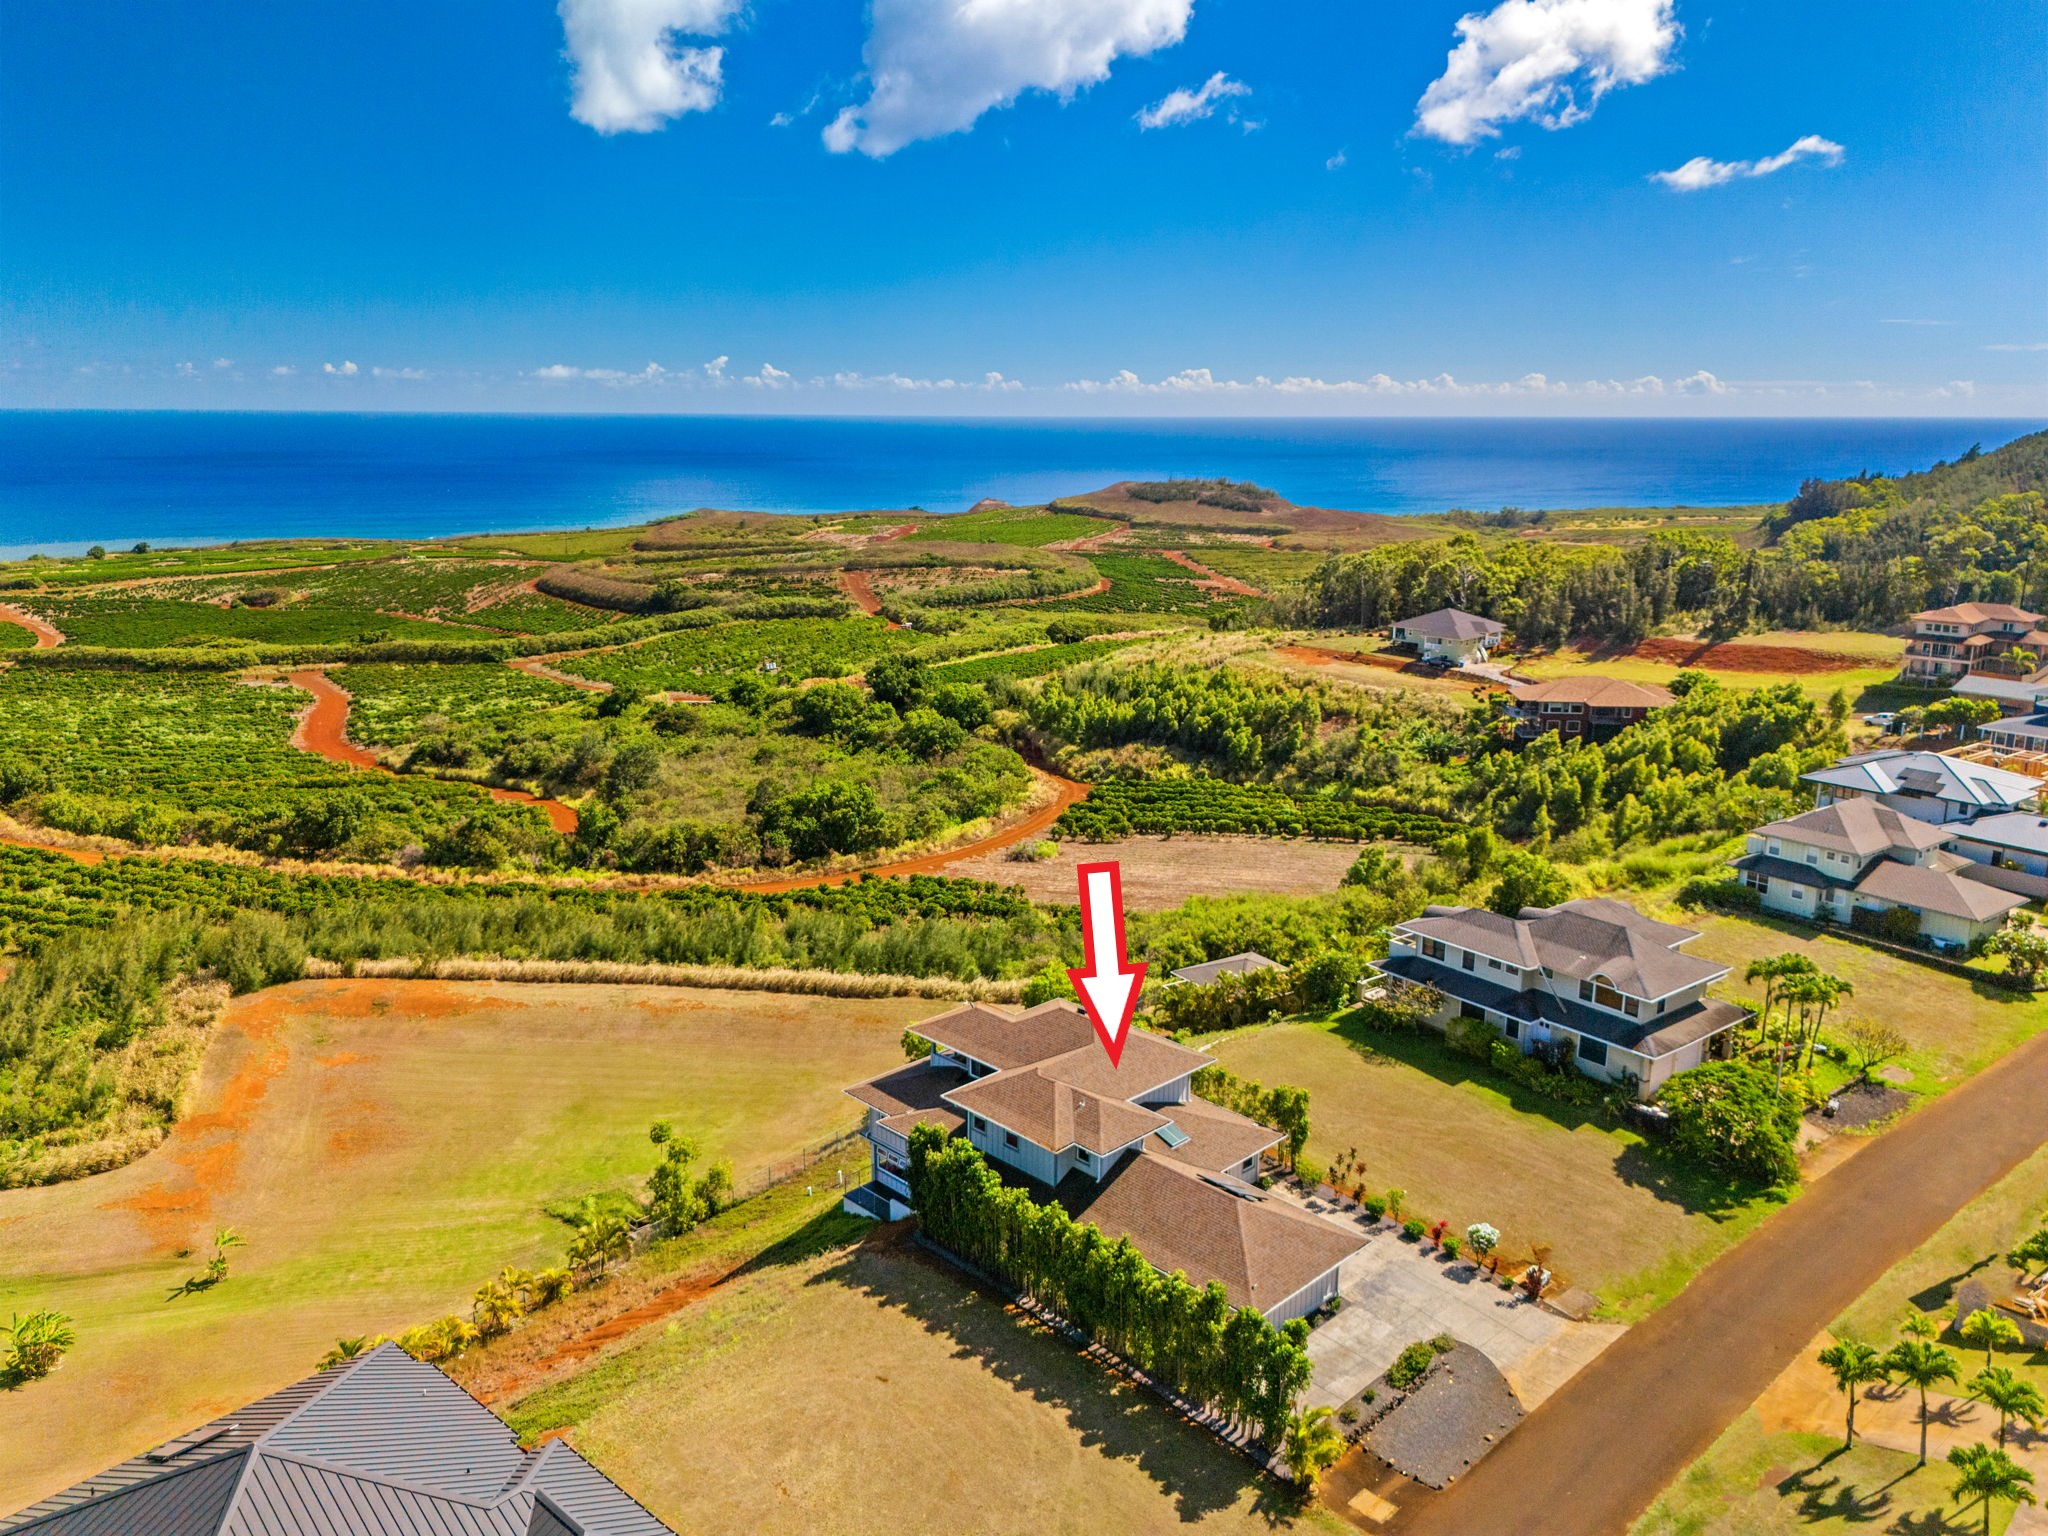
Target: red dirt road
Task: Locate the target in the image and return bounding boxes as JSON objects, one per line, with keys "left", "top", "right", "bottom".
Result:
{"left": 737, "top": 768, "right": 1089, "bottom": 893}
{"left": 837, "top": 569, "right": 903, "bottom": 628}
{"left": 1622, "top": 636, "right": 1881, "bottom": 674}
{"left": 0, "top": 603, "right": 64, "bottom": 648}
{"left": 1382, "top": 1024, "right": 2048, "bottom": 1536}
{"left": 1161, "top": 549, "right": 1263, "bottom": 597}
{"left": 281, "top": 669, "right": 581, "bottom": 835}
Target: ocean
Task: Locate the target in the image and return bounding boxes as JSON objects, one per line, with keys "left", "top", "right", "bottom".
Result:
{"left": 0, "top": 411, "right": 2037, "bottom": 558}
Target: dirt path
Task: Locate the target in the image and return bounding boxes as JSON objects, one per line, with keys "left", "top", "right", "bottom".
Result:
{"left": 1161, "top": 549, "right": 1264, "bottom": 597}
{"left": 477, "top": 1263, "right": 735, "bottom": 1405}
{"left": 734, "top": 768, "right": 1089, "bottom": 893}
{"left": 507, "top": 654, "right": 612, "bottom": 693}
{"left": 280, "top": 669, "right": 581, "bottom": 835}
{"left": 0, "top": 834, "right": 101, "bottom": 864}
{"left": 0, "top": 603, "right": 64, "bottom": 648}
{"left": 1382, "top": 1025, "right": 2048, "bottom": 1536}
{"left": 837, "top": 569, "right": 903, "bottom": 628}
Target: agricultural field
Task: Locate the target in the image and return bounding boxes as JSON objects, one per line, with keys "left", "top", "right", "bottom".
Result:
{"left": 11, "top": 590, "right": 479, "bottom": 649}
{"left": 1634, "top": 1141, "right": 2048, "bottom": 1536}
{"left": 497, "top": 1221, "right": 1336, "bottom": 1536}
{"left": 1212, "top": 1014, "right": 1787, "bottom": 1321}
{"left": 0, "top": 978, "right": 929, "bottom": 1514}
{"left": 332, "top": 661, "right": 591, "bottom": 745}
{"left": 1056, "top": 778, "right": 1456, "bottom": 843}
{"left": 568, "top": 615, "right": 911, "bottom": 692}
{"left": 0, "top": 540, "right": 396, "bottom": 588}
{"left": 1178, "top": 544, "right": 1325, "bottom": 590}
{"left": 940, "top": 833, "right": 1370, "bottom": 910}
{"left": 1062, "top": 552, "right": 1245, "bottom": 614}
{"left": 0, "top": 667, "right": 552, "bottom": 857}
{"left": 924, "top": 635, "right": 1152, "bottom": 684}
{"left": 909, "top": 504, "right": 1115, "bottom": 547}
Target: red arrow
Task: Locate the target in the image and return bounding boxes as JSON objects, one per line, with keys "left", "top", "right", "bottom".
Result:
{"left": 1069, "top": 860, "right": 1147, "bottom": 1067}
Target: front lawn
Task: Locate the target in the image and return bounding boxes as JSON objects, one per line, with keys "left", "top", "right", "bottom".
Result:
{"left": 1680, "top": 911, "right": 2048, "bottom": 1094}
{"left": 1209, "top": 1014, "right": 1787, "bottom": 1322}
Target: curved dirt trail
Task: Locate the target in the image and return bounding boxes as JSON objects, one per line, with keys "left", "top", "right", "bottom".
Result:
{"left": 837, "top": 570, "right": 902, "bottom": 628}
{"left": 0, "top": 603, "right": 65, "bottom": 648}
{"left": 508, "top": 654, "right": 611, "bottom": 693}
{"left": 282, "top": 669, "right": 581, "bottom": 835}
{"left": 736, "top": 768, "right": 1089, "bottom": 894}
{"left": 1160, "top": 549, "right": 1263, "bottom": 597}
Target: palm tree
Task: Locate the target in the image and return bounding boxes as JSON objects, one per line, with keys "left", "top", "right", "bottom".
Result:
{"left": 472, "top": 1278, "right": 523, "bottom": 1338}
{"left": 568, "top": 1199, "right": 632, "bottom": 1278}
{"left": 529, "top": 1267, "right": 575, "bottom": 1307}
{"left": 1958, "top": 1307, "right": 2025, "bottom": 1371}
{"left": 2, "top": 1309, "right": 76, "bottom": 1382}
{"left": 1947, "top": 1442, "right": 2036, "bottom": 1536}
{"left": 1902, "top": 1312, "right": 1941, "bottom": 1340}
{"left": 1969, "top": 1366, "right": 2046, "bottom": 1449}
{"left": 1745, "top": 954, "right": 1815, "bottom": 1052}
{"left": 1282, "top": 1402, "right": 1346, "bottom": 1487}
{"left": 318, "top": 1336, "right": 369, "bottom": 1370}
{"left": 1884, "top": 1339, "right": 1959, "bottom": 1464}
{"left": 1818, "top": 1340, "right": 1887, "bottom": 1450}
{"left": 1782, "top": 971, "right": 1852, "bottom": 1074}
{"left": 2009, "top": 1227, "right": 2048, "bottom": 1280}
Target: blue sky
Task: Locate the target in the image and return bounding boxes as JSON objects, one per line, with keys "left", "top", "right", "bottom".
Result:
{"left": 3, "top": 0, "right": 2043, "bottom": 416}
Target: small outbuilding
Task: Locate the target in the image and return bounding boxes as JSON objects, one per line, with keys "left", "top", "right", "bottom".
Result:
{"left": 1168, "top": 950, "right": 1286, "bottom": 987}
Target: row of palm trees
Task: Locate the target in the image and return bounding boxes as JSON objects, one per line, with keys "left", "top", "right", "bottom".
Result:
{"left": 1818, "top": 1308, "right": 2042, "bottom": 1533}
{"left": 1743, "top": 953, "right": 1854, "bottom": 1090}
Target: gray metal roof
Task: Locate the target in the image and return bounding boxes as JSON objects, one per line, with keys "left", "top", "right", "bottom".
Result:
{"left": 1950, "top": 812, "right": 2048, "bottom": 856}
{"left": 1169, "top": 950, "right": 1285, "bottom": 986}
{"left": 1804, "top": 750, "right": 2039, "bottom": 812}
{"left": 2, "top": 1346, "right": 674, "bottom": 1536}
{"left": 1393, "top": 607, "right": 1505, "bottom": 641}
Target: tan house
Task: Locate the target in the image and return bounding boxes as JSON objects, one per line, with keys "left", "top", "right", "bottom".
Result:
{"left": 1388, "top": 607, "right": 1505, "bottom": 664}
{"left": 1900, "top": 602, "right": 2048, "bottom": 683}
{"left": 1506, "top": 676, "right": 1674, "bottom": 742}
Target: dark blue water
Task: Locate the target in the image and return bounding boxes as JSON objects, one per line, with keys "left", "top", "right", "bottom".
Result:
{"left": 0, "top": 412, "right": 2036, "bottom": 558}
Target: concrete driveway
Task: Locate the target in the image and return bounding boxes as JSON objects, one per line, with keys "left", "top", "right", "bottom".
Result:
{"left": 1304, "top": 1233, "right": 1622, "bottom": 1411}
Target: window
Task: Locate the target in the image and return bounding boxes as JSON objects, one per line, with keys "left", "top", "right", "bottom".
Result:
{"left": 1502, "top": 1018, "right": 1520, "bottom": 1040}
{"left": 1580, "top": 978, "right": 1625, "bottom": 1011}
{"left": 1459, "top": 1002, "right": 1485, "bottom": 1021}
{"left": 1419, "top": 937, "right": 1446, "bottom": 961}
{"left": 1486, "top": 957, "right": 1505, "bottom": 971}
{"left": 1623, "top": 997, "right": 1640, "bottom": 1018}
{"left": 1743, "top": 870, "right": 1769, "bottom": 894}
{"left": 972, "top": 1115, "right": 987, "bottom": 1133}
{"left": 1075, "top": 1149, "right": 1092, "bottom": 1168}
{"left": 1579, "top": 1038, "right": 1609, "bottom": 1067}
{"left": 1461, "top": 950, "right": 1476, "bottom": 971}
{"left": 1003, "top": 1131, "right": 1018, "bottom": 1151}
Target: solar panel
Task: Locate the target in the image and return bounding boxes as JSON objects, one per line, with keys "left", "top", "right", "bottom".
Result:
{"left": 1154, "top": 1123, "right": 1191, "bottom": 1149}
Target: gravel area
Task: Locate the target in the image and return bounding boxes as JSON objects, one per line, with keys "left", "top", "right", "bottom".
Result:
{"left": 1364, "top": 1344, "right": 1523, "bottom": 1490}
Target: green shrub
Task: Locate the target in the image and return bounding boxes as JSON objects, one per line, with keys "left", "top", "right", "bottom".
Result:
{"left": 1387, "top": 1341, "right": 1437, "bottom": 1391}
{"left": 1361, "top": 1196, "right": 1387, "bottom": 1221}
{"left": 1676, "top": 877, "right": 1763, "bottom": 913}
{"left": 1400, "top": 1218, "right": 1426, "bottom": 1242}
{"left": 1654, "top": 1060, "right": 1802, "bottom": 1186}
{"left": 1439, "top": 1237, "right": 1461, "bottom": 1261}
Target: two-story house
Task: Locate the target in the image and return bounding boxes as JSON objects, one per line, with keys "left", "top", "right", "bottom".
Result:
{"left": 843, "top": 1000, "right": 1366, "bottom": 1324}
{"left": 1900, "top": 602, "right": 2048, "bottom": 683}
{"left": 1505, "top": 677, "right": 1675, "bottom": 743}
{"left": 1802, "top": 749, "right": 2039, "bottom": 826}
{"left": 1731, "top": 799, "right": 2028, "bottom": 948}
{"left": 1388, "top": 607, "right": 1504, "bottom": 665}
{"left": 1365, "top": 898, "right": 1748, "bottom": 1098}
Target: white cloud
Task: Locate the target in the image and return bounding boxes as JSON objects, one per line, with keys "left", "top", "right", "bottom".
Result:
{"left": 372, "top": 366, "right": 429, "bottom": 380}
{"left": 1414, "top": 0, "right": 1678, "bottom": 146}
{"left": 558, "top": 0, "right": 745, "bottom": 135}
{"left": 175, "top": 361, "right": 199, "bottom": 379}
{"left": 1652, "top": 134, "right": 1843, "bottom": 192}
{"left": 743, "top": 362, "right": 792, "bottom": 388}
{"left": 528, "top": 361, "right": 669, "bottom": 384}
{"left": 1135, "top": 71, "right": 1248, "bottom": 130}
{"left": 1062, "top": 366, "right": 1739, "bottom": 398}
{"left": 824, "top": 0, "right": 1196, "bottom": 158}
{"left": 271, "top": 365, "right": 296, "bottom": 377}
{"left": 323, "top": 360, "right": 359, "bottom": 376}
{"left": 212, "top": 358, "right": 234, "bottom": 369}
{"left": 1325, "top": 149, "right": 1347, "bottom": 171}
{"left": 704, "top": 354, "right": 730, "bottom": 380}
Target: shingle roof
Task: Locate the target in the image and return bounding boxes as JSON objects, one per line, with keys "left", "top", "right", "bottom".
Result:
{"left": 1055, "top": 1153, "right": 1367, "bottom": 1314}
{"left": 1852, "top": 860, "right": 2031, "bottom": 922}
{"left": 1804, "top": 750, "right": 2039, "bottom": 812}
{"left": 1400, "top": 898, "right": 1721, "bottom": 1000}
{"left": 1507, "top": 677, "right": 1676, "bottom": 709}
{"left": 1170, "top": 951, "right": 1285, "bottom": 987}
{"left": 910, "top": 1000, "right": 1096, "bottom": 1070}
{"left": 1914, "top": 602, "right": 2043, "bottom": 626}
{"left": 1753, "top": 799, "right": 1953, "bottom": 859}
{"left": 2, "top": 1346, "right": 673, "bottom": 1536}
{"left": 1394, "top": 607, "right": 1505, "bottom": 641}
{"left": 946, "top": 1065, "right": 1172, "bottom": 1155}
{"left": 1952, "top": 674, "right": 2048, "bottom": 708}
{"left": 1151, "top": 1094, "right": 1283, "bottom": 1174}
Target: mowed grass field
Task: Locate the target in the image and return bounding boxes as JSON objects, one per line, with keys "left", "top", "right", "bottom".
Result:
{"left": 1681, "top": 911, "right": 2048, "bottom": 1093}
{"left": 942, "top": 833, "right": 1367, "bottom": 909}
{"left": 1210, "top": 1015, "right": 1784, "bottom": 1321}
{"left": 1515, "top": 632, "right": 1903, "bottom": 706}
{"left": 1634, "top": 1142, "right": 2048, "bottom": 1536}
{"left": 0, "top": 979, "right": 924, "bottom": 1513}
{"left": 501, "top": 1223, "right": 1342, "bottom": 1536}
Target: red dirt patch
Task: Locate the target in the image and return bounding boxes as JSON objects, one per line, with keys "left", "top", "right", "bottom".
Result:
{"left": 837, "top": 570, "right": 902, "bottom": 628}
{"left": 480, "top": 1267, "right": 728, "bottom": 1405}
{"left": 279, "top": 979, "right": 503, "bottom": 1021}
{"left": 506, "top": 655, "right": 611, "bottom": 693}
{"left": 281, "top": 669, "right": 579, "bottom": 834}
{"left": 0, "top": 604, "right": 64, "bottom": 648}
{"left": 1275, "top": 645, "right": 1495, "bottom": 692}
{"left": 1620, "top": 637, "right": 1879, "bottom": 674}
{"left": 316, "top": 1051, "right": 366, "bottom": 1068}
{"left": 0, "top": 834, "right": 101, "bottom": 864}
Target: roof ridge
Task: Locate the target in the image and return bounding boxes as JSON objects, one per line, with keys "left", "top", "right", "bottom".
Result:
{"left": 249, "top": 1445, "right": 540, "bottom": 1512}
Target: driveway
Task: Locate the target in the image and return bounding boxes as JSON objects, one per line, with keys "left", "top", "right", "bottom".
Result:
{"left": 1279, "top": 1198, "right": 1623, "bottom": 1413}
{"left": 1382, "top": 1023, "right": 2048, "bottom": 1536}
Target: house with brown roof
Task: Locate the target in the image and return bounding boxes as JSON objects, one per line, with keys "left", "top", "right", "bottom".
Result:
{"left": 1900, "top": 602, "right": 2048, "bottom": 683}
{"left": 1732, "top": 799, "right": 2031, "bottom": 950}
{"left": 0, "top": 1343, "right": 673, "bottom": 1536}
{"left": 1366, "top": 897, "right": 1748, "bottom": 1098}
{"left": 1505, "top": 676, "right": 1674, "bottom": 742}
{"left": 844, "top": 1000, "right": 1366, "bottom": 1324}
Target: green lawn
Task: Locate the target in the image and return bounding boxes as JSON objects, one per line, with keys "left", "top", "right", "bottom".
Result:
{"left": 499, "top": 1221, "right": 1341, "bottom": 1536}
{"left": 1514, "top": 647, "right": 1899, "bottom": 707}
{"left": 1210, "top": 1014, "right": 1786, "bottom": 1321}
{"left": 0, "top": 979, "right": 925, "bottom": 1515}
{"left": 1680, "top": 911, "right": 2048, "bottom": 1095}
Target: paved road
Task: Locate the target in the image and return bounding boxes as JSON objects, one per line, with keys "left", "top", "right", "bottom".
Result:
{"left": 1384, "top": 1023, "right": 2048, "bottom": 1536}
